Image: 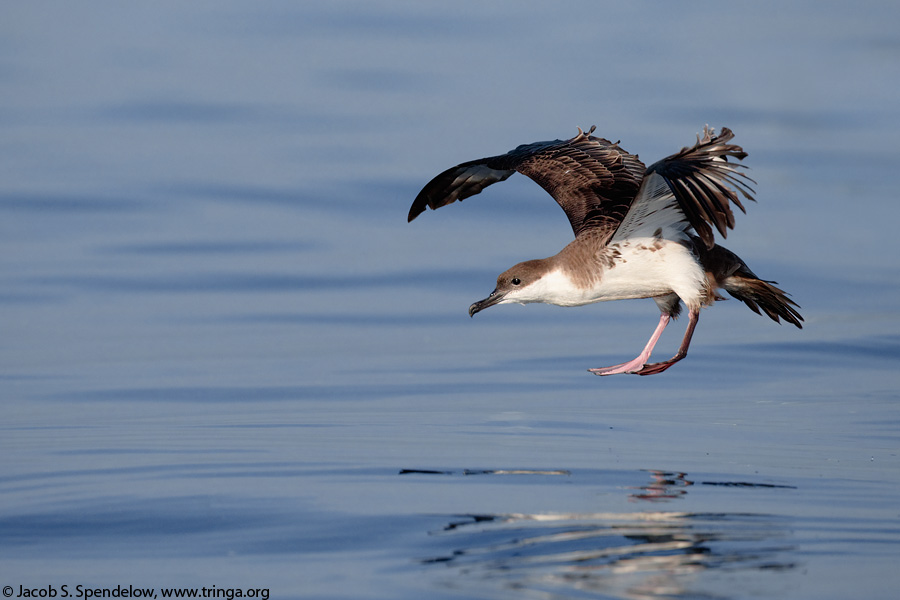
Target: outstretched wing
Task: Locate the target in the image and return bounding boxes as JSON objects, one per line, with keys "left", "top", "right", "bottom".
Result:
{"left": 408, "top": 127, "right": 646, "bottom": 238}
{"left": 614, "top": 126, "right": 755, "bottom": 249}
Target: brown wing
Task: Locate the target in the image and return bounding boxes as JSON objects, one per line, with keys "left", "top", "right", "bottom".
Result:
{"left": 408, "top": 127, "right": 646, "bottom": 238}
{"left": 642, "top": 126, "right": 755, "bottom": 249}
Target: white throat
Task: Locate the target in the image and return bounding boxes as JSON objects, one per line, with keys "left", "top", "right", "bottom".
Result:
{"left": 501, "top": 269, "right": 595, "bottom": 307}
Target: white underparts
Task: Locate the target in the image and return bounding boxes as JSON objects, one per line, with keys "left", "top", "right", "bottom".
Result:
{"left": 500, "top": 240, "right": 707, "bottom": 309}
{"left": 592, "top": 240, "right": 706, "bottom": 307}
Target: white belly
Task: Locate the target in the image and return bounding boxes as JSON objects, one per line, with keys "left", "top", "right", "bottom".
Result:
{"left": 536, "top": 240, "right": 706, "bottom": 307}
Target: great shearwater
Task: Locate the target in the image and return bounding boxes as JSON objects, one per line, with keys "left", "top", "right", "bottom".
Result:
{"left": 408, "top": 126, "right": 802, "bottom": 375}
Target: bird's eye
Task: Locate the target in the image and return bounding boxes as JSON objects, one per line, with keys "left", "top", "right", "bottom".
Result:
{"left": 511, "top": 277, "right": 521, "bottom": 285}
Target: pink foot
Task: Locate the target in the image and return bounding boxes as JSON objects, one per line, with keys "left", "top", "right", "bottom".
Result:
{"left": 588, "top": 313, "right": 671, "bottom": 376}
{"left": 588, "top": 357, "right": 647, "bottom": 376}
{"left": 634, "top": 309, "right": 700, "bottom": 376}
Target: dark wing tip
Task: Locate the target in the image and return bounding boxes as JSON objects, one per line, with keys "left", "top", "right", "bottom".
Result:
{"left": 407, "top": 191, "right": 429, "bottom": 222}
{"left": 408, "top": 159, "right": 516, "bottom": 223}
{"left": 408, "top": 164, "right": 459, "bottom": 223}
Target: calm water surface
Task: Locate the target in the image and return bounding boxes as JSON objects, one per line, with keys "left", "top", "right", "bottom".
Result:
{"left": 2, "top": 2, "right": 900, "bottom": 599}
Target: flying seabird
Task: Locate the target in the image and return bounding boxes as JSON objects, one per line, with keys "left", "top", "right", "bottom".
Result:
{"left": 408, "top": 126, "right": 802, "bottom": 375}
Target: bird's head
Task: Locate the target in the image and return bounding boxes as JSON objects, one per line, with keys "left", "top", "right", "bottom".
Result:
{"left": 468, "top": 259, "right": 550, "bottom": 317}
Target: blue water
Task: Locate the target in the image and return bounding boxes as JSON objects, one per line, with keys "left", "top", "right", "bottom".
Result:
{"left": 3, "top": 2, "right": 900, "bottom": 599}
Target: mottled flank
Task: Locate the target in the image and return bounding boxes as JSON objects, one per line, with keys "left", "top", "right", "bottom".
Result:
{"left": 597, "top": 245, "right": 622, "bottom": 270}
{"left": 635, "top": 236, "right": 665, "bottom": 253}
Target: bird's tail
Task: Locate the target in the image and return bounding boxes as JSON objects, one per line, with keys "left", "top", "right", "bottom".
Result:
{"left": 695, "top": 238, "right": 804, "bottom": 328}
{"left": 722, "top": 274, "right": 804, "bottom": 328}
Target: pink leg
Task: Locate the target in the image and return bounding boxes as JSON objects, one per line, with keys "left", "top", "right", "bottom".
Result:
{"left": 589, "top": 313, "right": 671, "bottom": 376}
{"left": 635, "top": 309, "right": 700, "bottom": 376}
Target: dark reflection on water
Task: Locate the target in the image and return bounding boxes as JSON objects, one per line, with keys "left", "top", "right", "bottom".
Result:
{"left": 630, "top": 471, "right": 796, "bottom": 502}
{"left": 629, "top": 470, "right": 693, "bottom": 502}
{"left": 417, "top": 471, "right": 796, "bottom": 600}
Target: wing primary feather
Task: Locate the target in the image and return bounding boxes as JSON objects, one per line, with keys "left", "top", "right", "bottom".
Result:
{"left": 644, "top": 126, "right": 756, "bottom": 248}
{"left": 684, "top": 176, "right": 731, "bottom": 234}
{"left": 407, "top": 160, "right": 515, "bottom": 222}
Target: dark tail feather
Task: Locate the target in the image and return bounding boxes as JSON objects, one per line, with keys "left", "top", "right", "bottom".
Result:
{"left": 722, "top": 275, "right": 804, "bottom": 328}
